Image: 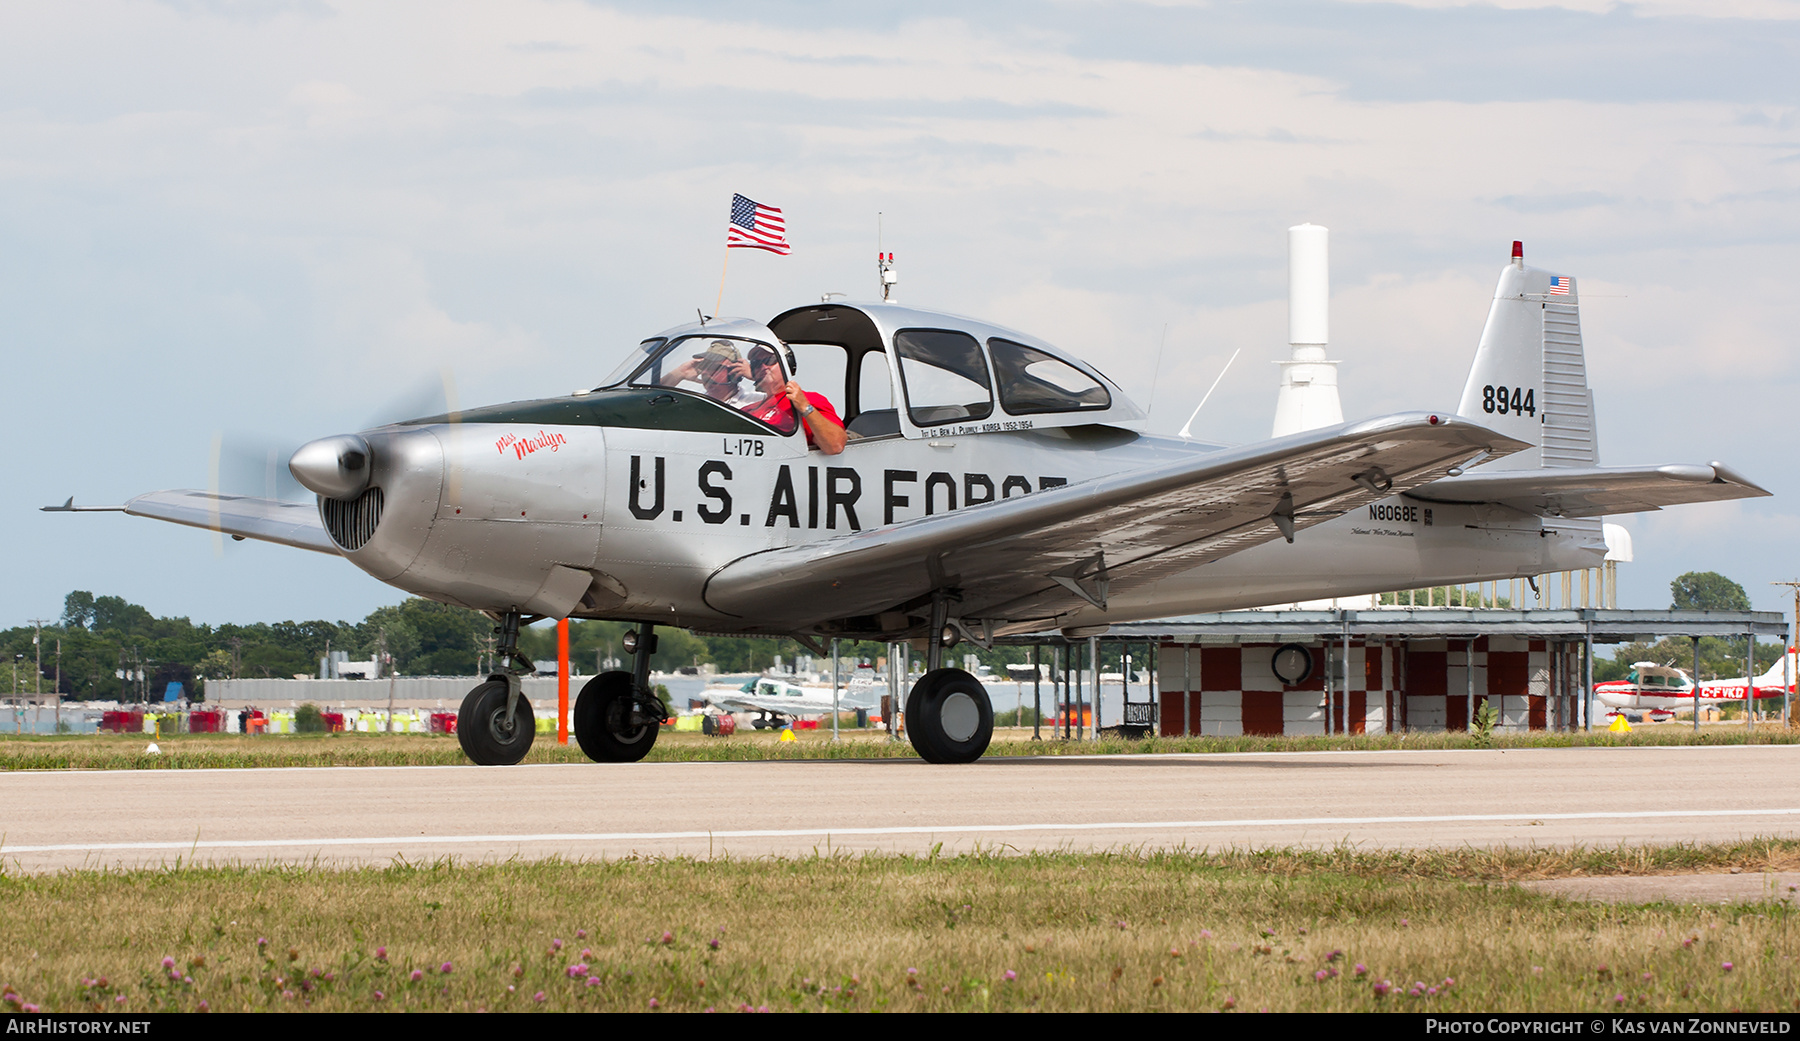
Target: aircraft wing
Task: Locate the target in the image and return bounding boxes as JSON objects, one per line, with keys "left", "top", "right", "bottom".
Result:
{"left": 703, "top": 412, "right": 1524, "bottom": 630}
{"left": 705, "top": 692, "right": 786, "bottom": 716}
{"left": 45, "top": 489, "right": 338, "bottom": 554}
{"left": 706, "top": 690, "right": 873, "bottom": 716}
{"left": 1405, "top": 462, "right": 1768, "bottom": 518}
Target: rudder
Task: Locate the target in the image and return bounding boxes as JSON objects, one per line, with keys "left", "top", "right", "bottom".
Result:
{"left": 1456, "top": 242, "right": 1597, "bottom": 471}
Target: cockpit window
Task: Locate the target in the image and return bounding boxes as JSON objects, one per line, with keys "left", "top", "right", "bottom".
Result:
{"left": 601, "top": 338, "right": 667, "bottom": 389}
{"left": 616, "top": 335, "right": 798, "bottom": 435}
{"left": 893, "top": 329, "right": 993, "bottom": 427}
{"left": 989, "top": 338, "right": 1111, "bottom": 415}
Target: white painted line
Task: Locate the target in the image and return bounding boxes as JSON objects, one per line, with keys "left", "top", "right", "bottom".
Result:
{"left": 7, "top": 806, "right": 1800, "bottom": 855}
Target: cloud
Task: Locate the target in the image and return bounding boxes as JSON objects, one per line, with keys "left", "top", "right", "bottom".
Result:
{"left": 5, "top": 0, "right": 1800, "bottom": 623}
{"left": 1342, "top": 0, "right": 1800, "bottom": 17}
{"left": 1490, "top": 190, "right": 1619, "bottom": 213}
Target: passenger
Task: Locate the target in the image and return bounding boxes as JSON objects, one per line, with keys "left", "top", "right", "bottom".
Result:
{"left": 659, "top": 340, "right": 757, "bottom": 406}
{"left": 742, "top": 344, "right": 847, "bottom": 455}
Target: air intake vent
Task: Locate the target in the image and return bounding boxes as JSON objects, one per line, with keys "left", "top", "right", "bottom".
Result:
{"left": 321, "top": 487, "right": 384, "bottom": 551}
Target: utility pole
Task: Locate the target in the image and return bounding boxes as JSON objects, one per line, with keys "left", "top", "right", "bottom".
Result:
{"left": 379, "top": 628, "right": 396, "bottom": 734}
{"left": 1771, "top": 581, "right": 1800, "bottom": 728}
{"left": 28, "top": 619, "right": 48, "bottom": 701}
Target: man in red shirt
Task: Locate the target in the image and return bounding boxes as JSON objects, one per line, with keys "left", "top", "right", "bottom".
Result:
{"left": 743, "top": 344, "right": 847, "bottom": 455}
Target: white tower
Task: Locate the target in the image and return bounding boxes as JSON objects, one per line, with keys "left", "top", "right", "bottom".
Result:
{"left": 1271, "top": 223, "right": 1343, "bottom": 438}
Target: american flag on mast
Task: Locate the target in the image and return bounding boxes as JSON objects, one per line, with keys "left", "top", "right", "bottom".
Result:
{"left": 727, "top": 193, "right": 789, "bottom": 255}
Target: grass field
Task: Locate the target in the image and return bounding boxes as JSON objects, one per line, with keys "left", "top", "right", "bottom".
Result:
{"left": 0, "top": 723, "right": 1795, "bottom": 771}
{"left": 1, "top": 843, "right": 1797, "bottom": 1013}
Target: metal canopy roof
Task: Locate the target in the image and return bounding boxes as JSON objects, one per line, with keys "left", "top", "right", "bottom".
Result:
{"left": 993, "top": 609, "right": 1787, "bottom": 645}
{"left": 1091, "top": 609, "right": 1788, "bottom": 643}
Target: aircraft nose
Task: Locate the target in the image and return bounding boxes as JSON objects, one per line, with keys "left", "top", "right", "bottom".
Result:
{"left": 289, "top": 435, "right": 373, "bottom": 499}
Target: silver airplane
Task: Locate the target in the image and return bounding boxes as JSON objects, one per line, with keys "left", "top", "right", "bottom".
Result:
{"left": 53, "top": 246, "right": 1767, "bottom": 765}
{"left": 704, "top": 671, "right": 883, "bottom": 729}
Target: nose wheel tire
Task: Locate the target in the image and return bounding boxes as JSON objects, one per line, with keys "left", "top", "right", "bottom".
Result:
{"left": 457, "top": 679, "right": 535, "bottom": 765}
{"left": 905, "top": 668, "right": 994, "bottom": 764}
{"left": 573, "top": 671, "right": 660, "bottom": 763}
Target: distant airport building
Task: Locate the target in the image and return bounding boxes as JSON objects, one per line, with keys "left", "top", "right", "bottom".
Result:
{"left": 1078, "top": 608, "right": 1787, "bottom": 736}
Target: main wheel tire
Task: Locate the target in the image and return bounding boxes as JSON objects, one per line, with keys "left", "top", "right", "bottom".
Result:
{"left": 573, "top": 671, "right": 660, "bottom": 763}
{"left": 905, "top": 668, "right": 994, "bottom": 764}
{"left": 457, "top": 679, "right": 535, "bottom": 765}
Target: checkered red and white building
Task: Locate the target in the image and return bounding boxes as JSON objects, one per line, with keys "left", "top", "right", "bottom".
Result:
{"left": 1154, "top": 636, "right": 1578, "bottom": 736}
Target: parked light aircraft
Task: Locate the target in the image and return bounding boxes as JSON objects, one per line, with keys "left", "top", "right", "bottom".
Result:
{"left": 704, "top": 670, "right": 881, "bottom": 728}
{"left": 1593, "top": 662, "right": 1701, "bottom": 720}
{"left": 1595, "top": 653, "right": 1795, "bottom": 719}
{"left": 52, "top": 245, "right": 1768, "bottom": 765}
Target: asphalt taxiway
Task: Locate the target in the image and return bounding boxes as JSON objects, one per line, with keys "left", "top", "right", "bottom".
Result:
{"left": 4, "top": 744, "right": 1798, "bottom": 873}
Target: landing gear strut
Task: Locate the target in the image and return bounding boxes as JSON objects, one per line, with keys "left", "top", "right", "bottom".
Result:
{"left": 572, "top": 622, "right": 667, "bottom": 763}
{"left": 904, "top": 592, "right": 995, "bottom": 764}
{"left": 457, "top": 610, "right": 538, "bottom": 766}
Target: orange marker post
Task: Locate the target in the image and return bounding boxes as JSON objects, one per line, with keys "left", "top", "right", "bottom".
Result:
{"left": 557, "top": 618, "right": 570, "bottom": 745}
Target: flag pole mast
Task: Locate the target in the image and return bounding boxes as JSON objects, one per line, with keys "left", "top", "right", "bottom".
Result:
{"left": 714, "top": 246, "right": 731, "bottom": 319}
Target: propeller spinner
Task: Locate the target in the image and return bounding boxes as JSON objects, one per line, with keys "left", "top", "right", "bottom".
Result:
{"left": 288, "top": 434, "right": 373, "bottom": 499}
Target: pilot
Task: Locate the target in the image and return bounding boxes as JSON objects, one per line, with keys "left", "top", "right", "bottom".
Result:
{"left": 659, "top": 340, "right": 757, "bottom": 406}
{"left": 742, "top": 344, "right": 847, "bottom": 455}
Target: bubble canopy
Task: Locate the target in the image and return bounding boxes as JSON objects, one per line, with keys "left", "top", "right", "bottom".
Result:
{"left": 603, "top": 306, "right": 1144, "bottom": 441}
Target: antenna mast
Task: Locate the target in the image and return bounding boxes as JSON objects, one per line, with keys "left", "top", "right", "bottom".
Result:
{"left": 877, "top": 212, "right": 897, "bottom": 302}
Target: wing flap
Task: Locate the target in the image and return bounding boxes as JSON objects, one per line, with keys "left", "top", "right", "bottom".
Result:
{"left": 1405, "top": 462, "right": 1769, "bottom": 518}
{"left": 123, "top": 490, "right": 338, "bottom": 554}
{"left": 704, "top": 412, "right": 1525, "bottom": 629}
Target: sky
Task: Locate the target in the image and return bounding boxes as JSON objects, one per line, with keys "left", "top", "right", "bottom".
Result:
{"left": 3, "top": 0, "right": 1798, "bottom": 627}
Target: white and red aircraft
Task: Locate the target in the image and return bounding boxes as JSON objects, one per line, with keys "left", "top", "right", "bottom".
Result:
{"left": 1593, "top": 652, "right": 1794, "bottom": 719}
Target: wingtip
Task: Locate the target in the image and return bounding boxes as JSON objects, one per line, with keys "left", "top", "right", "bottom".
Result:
{"left": 42, "top": 497, "right": 128, "bottom": 513}
{"left": 1707, "top": 460, "right": 1771, "bottom": 496}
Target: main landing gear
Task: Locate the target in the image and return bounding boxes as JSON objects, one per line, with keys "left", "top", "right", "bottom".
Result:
{"left": 572, "top": 622, "right": 667, "bottom": 763}
{"left": 458, "top": 610, "right": 537, "bottom": 766}
{"left": 903, "top": 594, "right": 995, "bottom": 764}
{"left": 906, "top": 668, "right": 994, "bottom": 764}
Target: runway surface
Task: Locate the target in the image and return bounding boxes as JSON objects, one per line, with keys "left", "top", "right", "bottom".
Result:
{"left": 4, "top": 744, "right": 1798, "bottom": 873}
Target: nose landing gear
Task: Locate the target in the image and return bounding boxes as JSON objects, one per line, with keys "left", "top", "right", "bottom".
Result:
{"left": 457, "top": 610, "right": 539, "bottom": 766}
{"left": 458, "top": 678, "right": 535, "bottom": 765}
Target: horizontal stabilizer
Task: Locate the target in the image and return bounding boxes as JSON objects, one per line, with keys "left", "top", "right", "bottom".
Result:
{"left": 1406, "top": 462, "right": 1768, "bottom": 518}
{"left": 119, "top": 490, "right": 337, "bottom": 554}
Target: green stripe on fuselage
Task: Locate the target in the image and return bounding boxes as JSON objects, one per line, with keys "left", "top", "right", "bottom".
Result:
{"left": 398, "top": 387, "right": 777, "bottom": 436}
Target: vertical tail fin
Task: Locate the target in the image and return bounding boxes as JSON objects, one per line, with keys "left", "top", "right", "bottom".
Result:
{"left": 1456, "top": 243, "right": 1597, "bottom": 471}
{"left": 1755, "top": 649, "right": 1797, "bottom": 690}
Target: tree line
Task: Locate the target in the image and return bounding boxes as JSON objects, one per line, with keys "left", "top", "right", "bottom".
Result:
{"left": 0, "top": 570, "right": 1772, "bottom": 701}
{"left": 0, "top": 591, "right": 1042, "bottom": 702}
